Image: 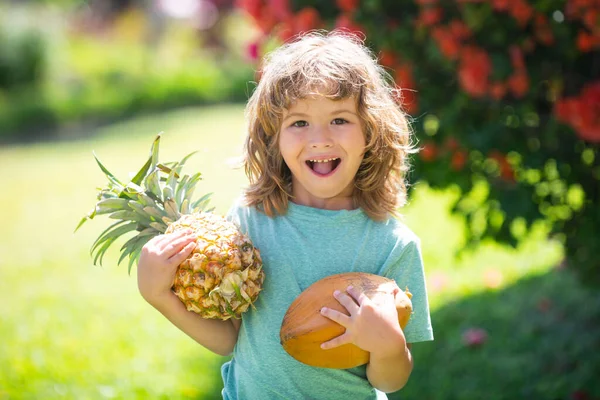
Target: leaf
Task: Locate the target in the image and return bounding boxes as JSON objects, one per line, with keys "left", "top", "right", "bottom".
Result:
{"left": 191, "top": 192, "right": 213, "bottom": 212}
{"left": 74, "top": 215, "right": 90, "bottom": 233}
{"left": 90, "top": 221, "right": 127, "bottom": 255}
{"left": 145, "top": 170, "right": 162, "bottom": 200}
{"left": 94, "top": 152, "right": 123, "bottom": 187}
{"left": 91, "top": 222, "right": 138, "bottom": 257}
{"left": 127, "top": 246, "right": 143, "bottom": 275}
{"left": 150, "top": 133, "right": 161, "bottom": 170}
{"left": 130, "top": 155, "right": 153, "bottom": 186}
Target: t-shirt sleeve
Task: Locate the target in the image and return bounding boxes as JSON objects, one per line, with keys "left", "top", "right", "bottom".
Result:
{"left": 379, "top": 237, "right": 434, "bottom": 344}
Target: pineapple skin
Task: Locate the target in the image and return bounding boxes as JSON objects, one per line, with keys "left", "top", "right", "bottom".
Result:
{"left": 166, "top": 212, "right": 265, "bottom": 320}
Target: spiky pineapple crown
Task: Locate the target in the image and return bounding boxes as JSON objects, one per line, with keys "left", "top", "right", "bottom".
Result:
{"left": 76, "top": 134, "right": 212, "bottom": 272}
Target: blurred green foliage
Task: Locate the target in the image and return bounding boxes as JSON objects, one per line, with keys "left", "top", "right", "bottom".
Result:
{"left": 0, "top": 2, "right": 255, "bottom": 141}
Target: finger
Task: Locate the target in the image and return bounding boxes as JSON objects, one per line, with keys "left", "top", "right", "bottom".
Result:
{"left": 162, "top": 234, "right": 196, "bottom": 256}
{"left": 346, "top": 285, "right": 370, "bottom": 306}
{"left": 320, "top": 306, "right": 351, "bottom": 327}
{"left": 321, "top": 332, "right": 352, "bottom": 350}
{"left": 333, "top": 290, "right": 359, "bottom": 315}
{"left": 168, "top": 241, "right": 196, "bottom": 266}
{"left": 155, "top": 229, "right": 193, "bottom": 247}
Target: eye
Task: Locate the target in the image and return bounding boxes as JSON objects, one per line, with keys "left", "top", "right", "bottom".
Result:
{"left": 332, "top": 118, "right": 348, "bottom": 125}
{"left": 291, "top": 120, "right": 308, "bottom": 128}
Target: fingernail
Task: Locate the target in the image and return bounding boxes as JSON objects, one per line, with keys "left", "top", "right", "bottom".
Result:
{"left": 347, "top": 285, "right": 353, "bottom": 291}
{"left": 320, "top": 307, "right": 327, "bottom": 314}
{"left": 320, "top": 343, "right": 327, "bottom": 349}
{"left": 333, "top": 290, "right": 340, "bottom": 296}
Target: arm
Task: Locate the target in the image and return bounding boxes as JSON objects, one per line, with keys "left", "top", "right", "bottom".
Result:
{"left": 320, "top": 286, "right": 413, "bottom": 392}
{"left": 367, "top": 342, "right": 413, "bottom": 393}
{"left": 137, "top": 229, "right": 240, "bottom": 356}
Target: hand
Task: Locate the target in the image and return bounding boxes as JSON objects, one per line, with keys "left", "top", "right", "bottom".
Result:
{"left": 320, "top": 285, "right": 407, "bottom": 357}
{"left": 137, "top": 229, "right": 196, "bottom": 306}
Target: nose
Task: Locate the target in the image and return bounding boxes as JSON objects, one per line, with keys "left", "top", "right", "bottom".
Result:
{"left": 309, "top": 125, "right": 334, "bottom": 149}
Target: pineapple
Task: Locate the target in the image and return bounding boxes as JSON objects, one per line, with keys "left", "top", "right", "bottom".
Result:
{"left": 76, "top": 134, "right": 265, "bottom": 320}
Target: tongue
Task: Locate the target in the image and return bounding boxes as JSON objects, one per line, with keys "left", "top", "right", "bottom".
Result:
{"left": 313, "top": 161, "right": 334, "bottom": 175}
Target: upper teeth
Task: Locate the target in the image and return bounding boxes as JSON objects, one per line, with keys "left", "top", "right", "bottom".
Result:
{"left": 309, "top": 158, "right": 338, "bottom": 163}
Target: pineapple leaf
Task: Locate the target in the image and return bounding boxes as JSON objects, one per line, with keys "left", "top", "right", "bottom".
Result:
{"left": 182, "top": 173, "right": 203, "bottom": 208}
{"left": 150, "top": 133, "right": 161, "bottom": 170}
{"left": 93, "top": 153, "right": 123, "bottom": 187}
{"left": 130, "top": 156, "right": 152, "bottom": 186}
{"left": 91, "top": 221, "right": 138, "bottom": 256}
{"left": 90, "top": 220, "right": 126, "bottom": 254}
{"left": 130, "top": 135, "right": 159, "bottom": 186}
{"left": 173, "top": 150, "right": 198, "bottom": 177}
{"left": 157, "top": 163, "right": 179, "bottom": 179}
{"left": 150, "top": 221, "right": 168, "bottom": 233}
{"left": 145, "top": 170, "right": 163, "bottom": 200}
{"left": 93, "top": 239, "right": 115, "bottom": 266}
{"left": 118, "top": 234, "right": 152, "bottom": 267}
{"left": 164, "top": 198, "right": 180, "bottom": 220}
{"left": 180, "top": 198, "right": 190, "bottom": 214}
{"left": 175, "top": 175, "right": 190, "bottom": 206}
{"left": 163, "top": 162, "right": 179, "bottom": 200}
{"left": 142, "top": 206, "right": 167, "bottom": 220}
{"left": 127, "top": 247, "right": 143, "bottom": 275}
{"left": 74, "top": 215, "right": 90, "bottom": 232}
{"left": 191, "top": 192, "right": 213, "bottom": 212}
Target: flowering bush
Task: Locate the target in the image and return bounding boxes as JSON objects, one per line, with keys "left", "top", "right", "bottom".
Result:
{"left": 236, "top": 0, "right": 600, "bottom": 285}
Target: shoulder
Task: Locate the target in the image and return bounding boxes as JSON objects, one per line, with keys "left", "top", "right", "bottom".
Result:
{"left": 371, "top": 215, "right": 421, "bottom": 250}
{"left": 226, "top": 197, "right": 269, "bottom": 230}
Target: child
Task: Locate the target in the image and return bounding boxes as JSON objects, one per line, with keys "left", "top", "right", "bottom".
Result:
{"left": 137, "top": 30, "right": 433, "bottom": 399}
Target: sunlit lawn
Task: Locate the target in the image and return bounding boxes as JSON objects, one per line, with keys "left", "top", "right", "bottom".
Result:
{"left": 0, "top": 104, "right": 574, "bottom": 399}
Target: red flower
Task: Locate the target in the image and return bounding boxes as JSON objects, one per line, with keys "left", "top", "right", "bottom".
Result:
{"left": 334, "top": 14, "right": 365, "bottom": 36}
{"left": 462, "top": 328, "right": 488, "bottom": 347}
{"left": 510, "top": 0, "right": 533, "bottom": 27}
{"left": 236, "top": 0, "right": 262, "bottom": 20}
{"left": 508, "top": 70, "right": 529, "bottom": 98}
{"left": 255, "top": 7, "right": 278, "bottom": 33}
{"left": 492, "top": 0, "right": 510, "bottom": 12}
{"left": 489, "top": 82, "right": 507, "bottom": 100}
{"left": 418, "top": 6, "right": 443, "bottom": 27}
{"left": 583, "top": 9, "right": 599, "bottom": 32}
{"left": 379, "top": 49, "right": 398, "bottom": 68}
{"left": 336, "top": 0, "right": 360, "bottom": 14}
{"left": 577, "top": 31, "right": 597, "bottom": 52}
{"left": 246, "top": 41, "right": 260, "bottom": 61}
{"left": 294, "top": 7, "right": 321, "bottom": 34}
{"left": 449, "top": 19, "right": 471, "bottom": 40}
{"left": 420, "top": 142, "right": 438, "bottom": 162}
{"left": 458, "top": 46, "right": 492, "bottom": 97}
{"left": 444, "top": 137, "right": 459, "bottom": 151}
{"left": 268, "top": 0, "right": 291, "bottom": 20}
{"left": 554, "top": 98, "right": 579, "bottom": 124}
{"left": 451, "top": 150, "right": 467, "bottom": 171}
{"left": 576, "top": 82, "right": 600, "bottom": 142}
{"left": 432, "top": 27, "right": 460, "bottom": 60}
{"left": 489, "top": 151, "right": 514, "bottom": 181}
{"left": 509, "top": 45, "right": 525, "bottom": 69}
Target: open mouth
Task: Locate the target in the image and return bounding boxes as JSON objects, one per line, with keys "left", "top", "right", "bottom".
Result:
{"left": 306, "top": 158, "right": 341, "bottom": 176}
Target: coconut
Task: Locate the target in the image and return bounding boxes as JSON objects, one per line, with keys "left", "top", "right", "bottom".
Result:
{"left": 280, "top": 272, "right": 412, "bottom": 369}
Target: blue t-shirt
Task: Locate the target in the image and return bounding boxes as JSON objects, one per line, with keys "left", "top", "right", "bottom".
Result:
{"left": 221, "top": 201, "right": 433, "bottom": 399}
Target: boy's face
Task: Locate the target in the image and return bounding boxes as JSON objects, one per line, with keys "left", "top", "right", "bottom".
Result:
{"left": 278, "top": 95, "right": 366, "bottom": 210}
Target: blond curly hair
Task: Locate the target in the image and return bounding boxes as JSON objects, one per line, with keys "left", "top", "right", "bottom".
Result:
{"left": 243, "top": 30, "right": 415, "bottom": 221}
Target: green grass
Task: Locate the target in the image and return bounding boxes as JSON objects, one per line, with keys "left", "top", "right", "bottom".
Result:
{"left": 0, "top": 105, "right": 597, "bottom": 400}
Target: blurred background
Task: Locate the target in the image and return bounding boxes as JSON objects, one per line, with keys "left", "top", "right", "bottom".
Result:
{"left": 0, "top": 0, "right": 598, "bottom": 399}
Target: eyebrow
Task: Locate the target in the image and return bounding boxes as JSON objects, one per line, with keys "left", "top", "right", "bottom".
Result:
{"left": 282, "top": 109, "right": 357, "bottom": 123}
